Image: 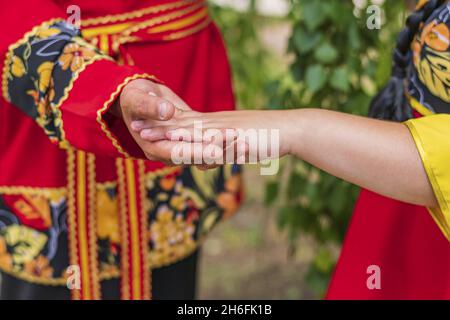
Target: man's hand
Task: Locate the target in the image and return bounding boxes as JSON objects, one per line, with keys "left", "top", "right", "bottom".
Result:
{"left": 119, "top": 78, "right": 190, "bottom": 163}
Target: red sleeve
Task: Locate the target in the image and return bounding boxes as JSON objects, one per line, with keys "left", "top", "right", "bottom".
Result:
{"left": 1, "top": 1, "right": 153, "bottom": 158}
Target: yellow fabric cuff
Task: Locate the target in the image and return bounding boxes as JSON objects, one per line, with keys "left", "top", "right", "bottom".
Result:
{"left": 405, "top": 114, "right": 450, "bottom": 241}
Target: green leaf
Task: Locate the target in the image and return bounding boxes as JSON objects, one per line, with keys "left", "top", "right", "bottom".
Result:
{"left": 330, "top": 67, "right": 350, "bottom": 92}
{"left": 314, "top": 248, "right": 334, "bottom": 273}
{"left": 265, "top": 181, "right": 279, "bottom": 206}
{"left": 302, "top": 1, "right": 327, "bottom": 31}
{"left": 287, "top": 172, "right": 304, "bottom": 200}
{"left": 314, "top": 42, "right": 339, "bottom": 64}
{"left": 328, "top": 182, "right": 347, "bottom": 216}
{"left": 305, "top": 65, "right": 327, "bottom": 93}
{"left": 293, "top": 27, "right": 323, "bottom": 54}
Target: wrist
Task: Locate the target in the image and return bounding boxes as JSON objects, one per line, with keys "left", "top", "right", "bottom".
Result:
{"left": 281, "top": 109, "right": 305, "bottom": 157}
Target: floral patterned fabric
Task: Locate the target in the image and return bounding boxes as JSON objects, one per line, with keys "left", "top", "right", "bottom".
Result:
{"left": 0, "top": 165, "right": 241, "bottom": 283}
{"left": 3, "top": 20, "right": 108, "bottom": 147}
{"left": 0, "top": 1, "right": 241, "bottom": 291}
{"left": 409, "top": 2, "right": 450, "bottom": 113}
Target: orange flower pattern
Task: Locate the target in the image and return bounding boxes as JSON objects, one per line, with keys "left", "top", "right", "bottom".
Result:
{"left": 409, "top": 3, "right": 450, "bottom": 110}
{"left": 5, "top": 21, "right": 106, "bottom": 147}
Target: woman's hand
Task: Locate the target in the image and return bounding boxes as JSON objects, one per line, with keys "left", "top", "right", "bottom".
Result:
{"left": 131, "top": 109, "right": 296, "bottom": 164}
{"left": 131, "top": 106, "right": 438, "bottom": 208}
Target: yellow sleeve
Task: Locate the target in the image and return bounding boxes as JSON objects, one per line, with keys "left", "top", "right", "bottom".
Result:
{"left": 405, "top": 114, "right": 450, "bottom": 241}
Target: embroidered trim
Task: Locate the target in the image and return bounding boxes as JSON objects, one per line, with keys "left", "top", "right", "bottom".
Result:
{"left": 2, "top": 18, "right": 63, "bottom": 103}
{"left": 121, "top": 1, "right": 206, "bottom": 37}
{"left": 147, "top": 6, "right": 208, "bottom": 34}
{"left": 0, "top": 167, "right": 181, "bottom": 198}
{"left": 0, "top": 186, "right": 66, "bottom": 199}
{"left": 55, "top": 56, "right": 109, "bottom": 149}
{"left": 0, "top": 239, "right": 201, "bottom": 286}
{"left": 138, "top": 159, "right": 151, "bottom": 299}
{"left": 66, "top": 150, "right": 102, "bottom": 299}
{"left": 2, "top": 18, "right": 112, "bottom": 149}
{"left": 87, "top": 153, "right": 101, "bottom": 299}
{"left": 164, "top": 16, "right": 211, "bottom": 41}
{"left": 96, "top": 73, "right": 158, "bottom": 158}
{"left": 116, "top": 158, "right": 130, "bottom": 299}
{"left": 80, "top": 0, "right": 202, "bottom": 27}
{"left": 66, "top": 148, "right": 80, "bottom": 298}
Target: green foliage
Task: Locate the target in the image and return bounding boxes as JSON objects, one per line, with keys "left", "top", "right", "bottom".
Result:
{"left": 209, "top": 1, "right": 278, "bottom": 109}
{"left": 212, "top": 0, "right": 407, "bottom": 297}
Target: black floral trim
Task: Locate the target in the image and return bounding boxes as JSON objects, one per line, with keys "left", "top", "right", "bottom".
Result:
{"left": 3, "top": 20, "right": 107, "bottom": 147}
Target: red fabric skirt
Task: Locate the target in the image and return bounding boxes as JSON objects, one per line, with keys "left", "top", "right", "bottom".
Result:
{"left": 327, "top": 189, "right": 450, "bottom": 299}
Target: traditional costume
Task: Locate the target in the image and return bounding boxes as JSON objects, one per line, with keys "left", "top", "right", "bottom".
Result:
{"left": 0, "top": 0, "right": 242, "bottom": 300}
{"left": 327, "top": 0, "right": 450, "bottom": 299}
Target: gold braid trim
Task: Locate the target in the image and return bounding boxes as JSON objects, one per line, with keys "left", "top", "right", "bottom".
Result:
{"left": 0, "top": 186, "right": 66, "bottom": 199}
{"left": 0, "top": 237, "right": 203, "bottom": 286}
{"left": 138, "top": 160, "right": 151, "bottom": 299}
{"left": 116, "top": 158, "right": 130, "bottom": 299}
{"left": 66, "top": 148, "right": 81, "bottom": 299}
{"left": 96, "top": 73, "right": 158, "bottom": 158}
{"left": 80, "top": 0, "right": 203, "bottom": 27}
{"left": 95, "top": 166, "right": 182, "bottom": 189}
{"left": 121, "top": 1, "right": 206, "bottom": 37}
{"left": 163, "top": 17, "right": 211, "bottom": 41}
{"left": 54, "top": 56, "right": 111, "bottom": 149}
{"left": 87, "top": 153, "right": 101, "bottom": 299}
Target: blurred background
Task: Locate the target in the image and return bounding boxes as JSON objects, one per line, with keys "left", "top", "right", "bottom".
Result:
{"left": 199, "top": 0, "right": 414, "bottom": 299}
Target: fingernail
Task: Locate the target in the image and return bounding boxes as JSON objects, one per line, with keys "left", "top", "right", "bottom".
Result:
{"left": 141, "top": 129, "right": 152, "bottom": 139}
{"left": 131, "top": 120, "right": 144, "bottom": 131}
{"left": 159, "top": 101, "right": 169, "bottom": 120}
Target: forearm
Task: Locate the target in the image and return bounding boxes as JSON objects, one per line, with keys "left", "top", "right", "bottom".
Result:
{"left": 285, "top": 108, "right": 437, "bottom": 207}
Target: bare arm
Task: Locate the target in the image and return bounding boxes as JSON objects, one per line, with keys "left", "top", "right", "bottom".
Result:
{"left": 134, "top": 107, "right": 437, "bottom": 208}
{"left": 287, "top": 109, "right": 437, "bottom": 207}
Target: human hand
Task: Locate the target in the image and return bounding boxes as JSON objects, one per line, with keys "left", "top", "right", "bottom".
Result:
{"left": 131, "top": 109, "right": 293, "bottom": 165}
{"left": 119, "top": 79, "right": 231, "bottom": 166}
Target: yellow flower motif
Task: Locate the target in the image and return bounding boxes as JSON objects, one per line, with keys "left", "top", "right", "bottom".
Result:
{"left": 35, "top": 27, "right": 61, "bottom": 39}
{"left": 149, "top": 206, "right": 196, "bottom": 266}
{"left": 58, "top": 43, "right": 96, "bottom": 73}
{"left": 27, "top": 79, "right": 56, "bottom": 118}
{"left": 3, "top": 225, "right": 47, "bottom": 265}
{"left": 160, "top": 176, "right": 177, "bottom": 191}
{"left": 37, "top": 61, "right": 54, "bottom": 93}
{"left": 96, "top": 189, "right": 120, "bottom": 243}
{"left": 11, "top": 56, "right": 26, "bottom": 78}
{"left": 170, "top": 195, "right": 186, "bottom": 212}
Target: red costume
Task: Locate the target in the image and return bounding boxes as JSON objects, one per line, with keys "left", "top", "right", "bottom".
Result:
{"left": 327, "top": 1, "right": 450, "bottom": 299}
{"left": 0, "top": 0, "right": 242, "bottom": 300}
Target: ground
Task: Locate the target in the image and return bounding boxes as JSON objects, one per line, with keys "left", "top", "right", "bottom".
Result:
{"left": 199, "top": 166, "right": 317, "bottom": 300}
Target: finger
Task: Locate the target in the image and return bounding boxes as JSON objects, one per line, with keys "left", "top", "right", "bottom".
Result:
{"left": 166, "top": 127, "right": 237, "bottom": 144}
{"left": 139, "top": 127, "right": 168, "bottom": 142}
{"left": 122, "top": 88, "right": 176, "bottom": 121}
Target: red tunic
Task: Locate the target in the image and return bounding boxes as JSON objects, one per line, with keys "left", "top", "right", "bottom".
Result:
{"left": 327, "top": 189, "right": 450, "bottom": 299}
{"left": 0, "top": 0, "right": 242, "bottom": 300}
